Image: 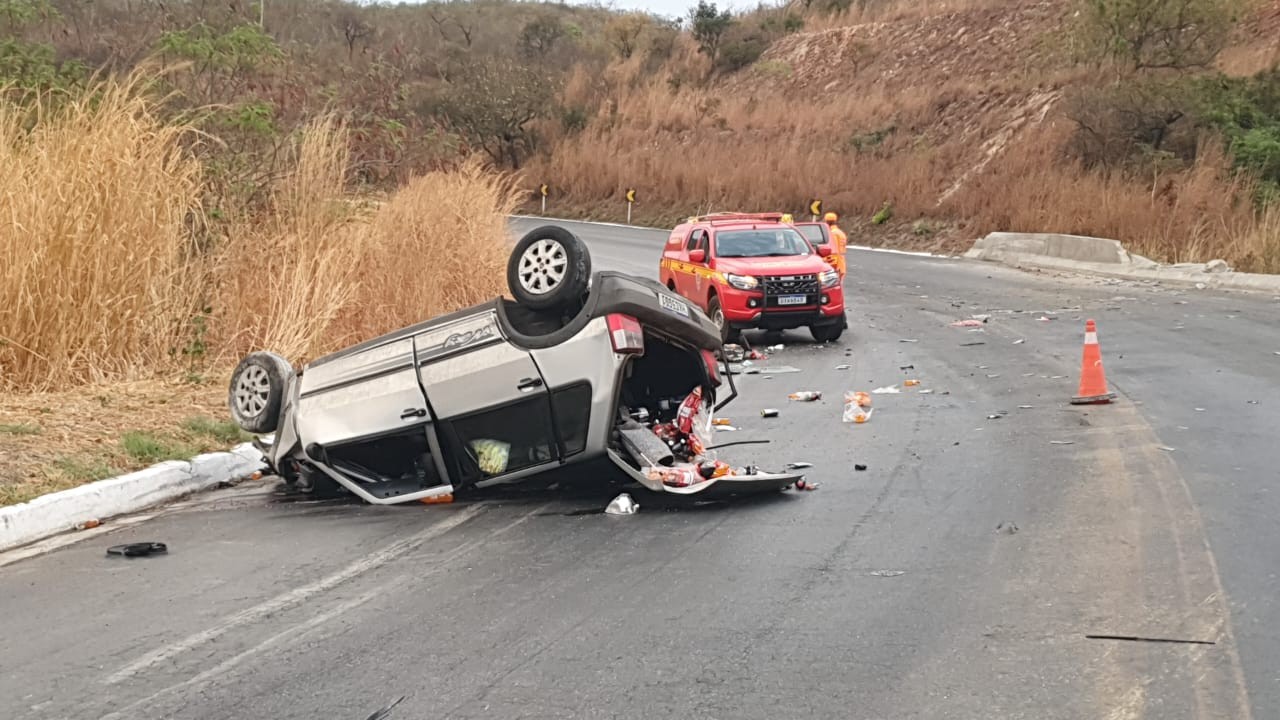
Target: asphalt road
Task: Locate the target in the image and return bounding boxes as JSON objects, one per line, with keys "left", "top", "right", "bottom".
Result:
{"left": 2, "top": 217, "right": 1278, "bottom": 719}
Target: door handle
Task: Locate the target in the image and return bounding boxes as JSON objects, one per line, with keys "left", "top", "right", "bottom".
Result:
{"left": 517, "top": 377, "right": 544, "bottom": 391}
{"left": 400, "top": 408, "right": 427, "bottom": 420}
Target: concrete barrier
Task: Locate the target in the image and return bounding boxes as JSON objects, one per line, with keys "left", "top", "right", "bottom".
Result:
{"left": 965, "top": 232, "right": 1280, "bottom": 293}
{"left": 0, "top": 443, "right": 264, "bottom": 553}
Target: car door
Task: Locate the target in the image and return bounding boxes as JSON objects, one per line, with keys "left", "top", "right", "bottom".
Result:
{"left": 681, "top": 229, "right": 709, "bottom": 305}
{"left": 294, "top": 335, "right": 453, "bottom": 502}
{"left": 414, "top": 309, "right": 560, "bottom": 487}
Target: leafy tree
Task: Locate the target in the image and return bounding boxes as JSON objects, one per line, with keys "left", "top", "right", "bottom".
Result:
{"left": 519, "top": 15, "right": 565, "bottom": 60}
{"left": 429, "top": 59, "right": 555, "bottom": 169}
{"left": 0, "top": 0, "right": 83, "bottom": 92}
{"left": 1077, "top": 0, "right": 1243, "bottom": 72}
{"left": 688, "top": 1, "right": 732, "bottom": 65}
{"left": 604, "top": 13, "right": 647, "bottom": 60}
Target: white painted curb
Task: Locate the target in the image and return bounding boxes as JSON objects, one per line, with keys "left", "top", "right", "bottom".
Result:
{"left": 0, "top": 443, "right": 265, "bottom": 553}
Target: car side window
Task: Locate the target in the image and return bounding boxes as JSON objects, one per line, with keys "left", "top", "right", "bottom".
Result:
{"left": 685, "top": 229, "right": 704, "bottom": 252}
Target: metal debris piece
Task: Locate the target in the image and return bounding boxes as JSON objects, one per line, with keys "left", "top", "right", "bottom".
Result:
{"left": 900, "top": 364, "right": 915, "bottom": 370}
{"left": 1012, "top": 339, "right": 1026, "bottom": 345}
{"left": 1158, "top": 446, "right": 1176, "bottom": 452}
{"left": 760, "top": 365, "right": 802, "bottom": 374}
{"left": 960, "top": 342, "right": 986, "bottom": 347}
{"left": 835, "top": 364, "right": 851, "bottom": 370}
{"left": 605, "top": 493, "right": 639, "bottom": 515}
{"left": 899, "top": 338, "right": 919, "bottom": 343}
{"left": 1018, "top": 405, "right": 1035, "bottom": 409}
{"left": 1049, "top": 440, "right": 1075, "bottom": 445}
{"left": 761, "top": 408, "right": 779, "bottom": 418}
{"left": 786, "top": 461, "right": 814, "bottom": 470}
{"left": 868, "top": 570, "right": 905, "bottom": 577}
{"left": 918, "top": 389, "right": 934, "bottom": 394}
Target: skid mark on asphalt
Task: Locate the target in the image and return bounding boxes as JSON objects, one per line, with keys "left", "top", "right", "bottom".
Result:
{"left": 104, "top": 503, "right": 486, "bottom": 685}
{"left": 98, "top": 503, "right": 552, "bottom": 719}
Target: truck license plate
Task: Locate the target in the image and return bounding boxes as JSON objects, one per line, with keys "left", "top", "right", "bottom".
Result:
{"left": 778, "top": 295, "right": 807, "bottom": 306}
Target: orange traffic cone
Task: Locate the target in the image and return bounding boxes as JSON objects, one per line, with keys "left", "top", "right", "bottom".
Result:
{"left": 1071, "top": 319, "right": 1116, "bottom": 405}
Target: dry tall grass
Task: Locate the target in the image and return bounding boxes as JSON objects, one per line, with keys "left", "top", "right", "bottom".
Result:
{"left": 2, "top": 76, "right": 522, "bottom": 392}
{"left": 213, "top": 117, "right": 367, "bottom": 363}
{"left": 0, "top": 75, "right": 204, "bottom": 391}
{"left": 340, "top": 160, "right": 518, "bottom": 342}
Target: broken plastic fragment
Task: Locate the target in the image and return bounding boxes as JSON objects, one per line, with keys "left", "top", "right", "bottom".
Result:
{"left": 759, "top": 365, "right": 802, "bottom": 374}
{"left": 868, "top": 570, "right": 905, "bottom": 577}
{"left": 1018, "top": 405, "right": 1035, "bottom": 409}
{"left": 768, "top": 344, "right": 784, "bottom": 352}
{"left": 835, "top": 364, "right": 851, "bottom": 370}
{"left": 605, "top": 493, "right": 639, "bottom": 515}
{"left": 950, "top": 319, "right": 986, "bottom": 327}
{"left": 1158, "top": 446, "right": 1176, "bottom": 452}
{"left": 786, "top": 461, "right": 814, "bottom": 469}
{"left": 960, "top": 342, "right": 986, "bottom": 347}
{"left": 1049, "top": 440, "right": 1075, "bottom": 445}
{"left": 854, "top": 464, "right": 868, "bottom": 471}
{"left": 918, "top": 389, "right": 934, "bottom": 394}
{"left": 1012, "top": 339, "right": 1026, "bottom": 345}
{"left": 899, "top": 338, "right": 919, "bottom": 343}
{"left": 903, "top": 379, "right": 921, "bottom": 387}
{"left": 1038, "top": 316, "right": 1052, "bottom": 322}
{"left": 872, "top": 386, "right": 900, "bottom": 394}
{"left": 788, "top": 391, "right": 822, "bottom": 402}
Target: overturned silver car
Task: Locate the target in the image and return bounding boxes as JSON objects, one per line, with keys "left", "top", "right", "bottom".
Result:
{"left": 227, "top": 226, "right": 803, "bottom": 504}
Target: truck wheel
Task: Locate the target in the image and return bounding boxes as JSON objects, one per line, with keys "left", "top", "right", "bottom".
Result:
{"left": 508, "top": 226, "right": 591, "bottom": 311}
{"left": 228, "top": 351, "right": 293, "bottom": 434}
{"left": 810, "top": 324, "right": 844, "bottom": 343}
{"left": 707, "top": 296, "right": 739, "bottom": 344}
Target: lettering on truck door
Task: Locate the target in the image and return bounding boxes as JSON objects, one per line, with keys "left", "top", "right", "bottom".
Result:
{"left": 685, "top": 229, "right": 707, "bottom": 304}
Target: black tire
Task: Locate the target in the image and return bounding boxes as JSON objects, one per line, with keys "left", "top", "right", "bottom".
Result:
{"left": 228, "top": 351, "right": 292, "bottom": 434}
{"left": 707, "top": 295, "right": 739, "bottom": 344}
{"left": 507, "top": 226, "right": 591, "bottom": 311}
{"left": 810, "top": 323, "right": 844, "bottom": 343}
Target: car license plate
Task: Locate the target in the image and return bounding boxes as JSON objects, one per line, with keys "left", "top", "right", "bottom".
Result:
{"left": 778, "top": 295, "right": 807, "bottom": 306}
{"left": 658, "top": 293, "right": 690, "bottom": 317}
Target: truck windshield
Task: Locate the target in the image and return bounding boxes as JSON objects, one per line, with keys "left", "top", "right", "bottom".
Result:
{"left": 795, "top": 224, "right": 828, "bottom": 245}
{"left": 714, "top": 229, "right": 813, "bottom": 258}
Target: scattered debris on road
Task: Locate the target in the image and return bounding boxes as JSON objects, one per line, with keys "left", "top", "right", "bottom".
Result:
{"left": 986, "top": 374, "right": 1001, "bottom": 379}
{"left": 843, "top": 392, "right": 874, "bottom": 424}
{"left": 987, "top": 414, "right": 1005, "bottom": 420}
{"left": 1158, "top": 446, "right": 1176, "bottom": 452}
{"left": 421, "top": 494, "right": 454, "bottom": 505}
{"left": 761, "top": 408, "right": 779, "bottom": 418}
{"left": 768, "top": 344, "right": 785, "bottom": 352}
{"left": 872, "top": 386, "right": 901, "bottom": 394}
{"left": 107, "top": 542, "right": 168, "bottom": 558}
{"left": 996, "top": 521, "right": 1018, "bottom": 535}
{"left": 605, "top": 493, "right": 639, "bottom": 515}
{"left": 919, "top": 389, "right": 934, "bottom": 394}
{"left": 1012, "top": 339, "right": 1026, "bottom": 345}
{"left": 855, "top": 464, "right": 868, "bottom": 471}
{"left": 1018, "top": 405, "right": 1035, "bottom": 409}
{"left": 900, "top": 364, "right": 915, "bottom": 370}
{"left": 1050, "top": 440, "right": 1075, "bottom": 445}
{"left": 75, "top": 519, "right": 101, "bottom": 531}
{"left": 951, "top": 319, "right": 986, "bottom": 327}
{"left": 899, "top": 338, "right": 919, "bottom": 343}
{"left": 723, "top": 344, "right": 746, "bottom": 363}
{"left": 788, "top": 391, "right": 822, "bottom": 402}
{"left": 960, "top": 341, "right": 986, "bottom": 347}
{"left": 364, "top": 695, "right": 407, "bottom": 720}
{"left": 759, "top": 365, "right": 802, "bottom": 374}
{"left": 868, "top": 570, "right": 905, "bottom": 577}
{"left": 1085, "top": 634, "right": 1215, "bottom": 646}
{"left": 904, "top": 379, "right": 921, "bottom": 387}
{"left": 835, "top": 364, "right": 851, "bottom": 370}
{"left": 787, "top": 461, "right": 814, "bottom": 470}
{"left": 1038, "top": 316, "right": 1053, "bottom": 322}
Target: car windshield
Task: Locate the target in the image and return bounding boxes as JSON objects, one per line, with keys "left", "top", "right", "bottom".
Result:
{"left": 795, "top": 224, "right": 827, "bottom": 245}
{"left": 714, "top": 228, "right": 812, "bottom": 258}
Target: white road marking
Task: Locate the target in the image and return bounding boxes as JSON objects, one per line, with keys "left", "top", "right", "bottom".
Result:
{"left": 100, "top": 503, "right": 549, "bottom": 719}
{"left": 104, "top": 504, "right": 485, "bottom": 685}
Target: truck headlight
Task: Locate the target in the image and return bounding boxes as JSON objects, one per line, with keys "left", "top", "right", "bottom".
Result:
{"left": 820, "top": 269, "right": 841, "bottom": 288}
{"left": 725, "top": 273, "right": 758, "bottom": 291}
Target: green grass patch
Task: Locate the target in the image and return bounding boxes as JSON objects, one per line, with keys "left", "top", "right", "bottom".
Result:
{"left": 0, "top": 456, "right": 120, "bottom": 506}
{"left": 181, "top": 415, "right": 250, "bottom": 446}
{"left": 120, "top": 430, "right": 195, "bottom": 465}
{"left": 0, "top": 423, "right": 41, "bottom": 435}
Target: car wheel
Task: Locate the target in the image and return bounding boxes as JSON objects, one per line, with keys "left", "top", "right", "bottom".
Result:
{"left": 809, "top": 324, "right": 844, "bottom": 343}
{"left": 508, "top": 226, "right": 591, "bottom": 311}
{"left": 228, "top": 351, "right": 292, "bottom": 434}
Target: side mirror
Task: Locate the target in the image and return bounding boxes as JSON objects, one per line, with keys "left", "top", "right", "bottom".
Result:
{"left": 817, "top": 245, "right": 832, "bottom": 257}
{"left": 689, "top": 249, "right": 707, "bottom": 264}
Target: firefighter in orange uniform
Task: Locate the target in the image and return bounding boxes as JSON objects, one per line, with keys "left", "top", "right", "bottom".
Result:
{"left": 824, "top": 212, "right": 848, "bottom": 278}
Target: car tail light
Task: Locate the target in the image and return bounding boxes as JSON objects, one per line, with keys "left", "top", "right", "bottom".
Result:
{"left": 702, "top": 349, "right": 722, "bottom": 387}
{"left": 606, "top": 314, "right": 644, "bottom": 354}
